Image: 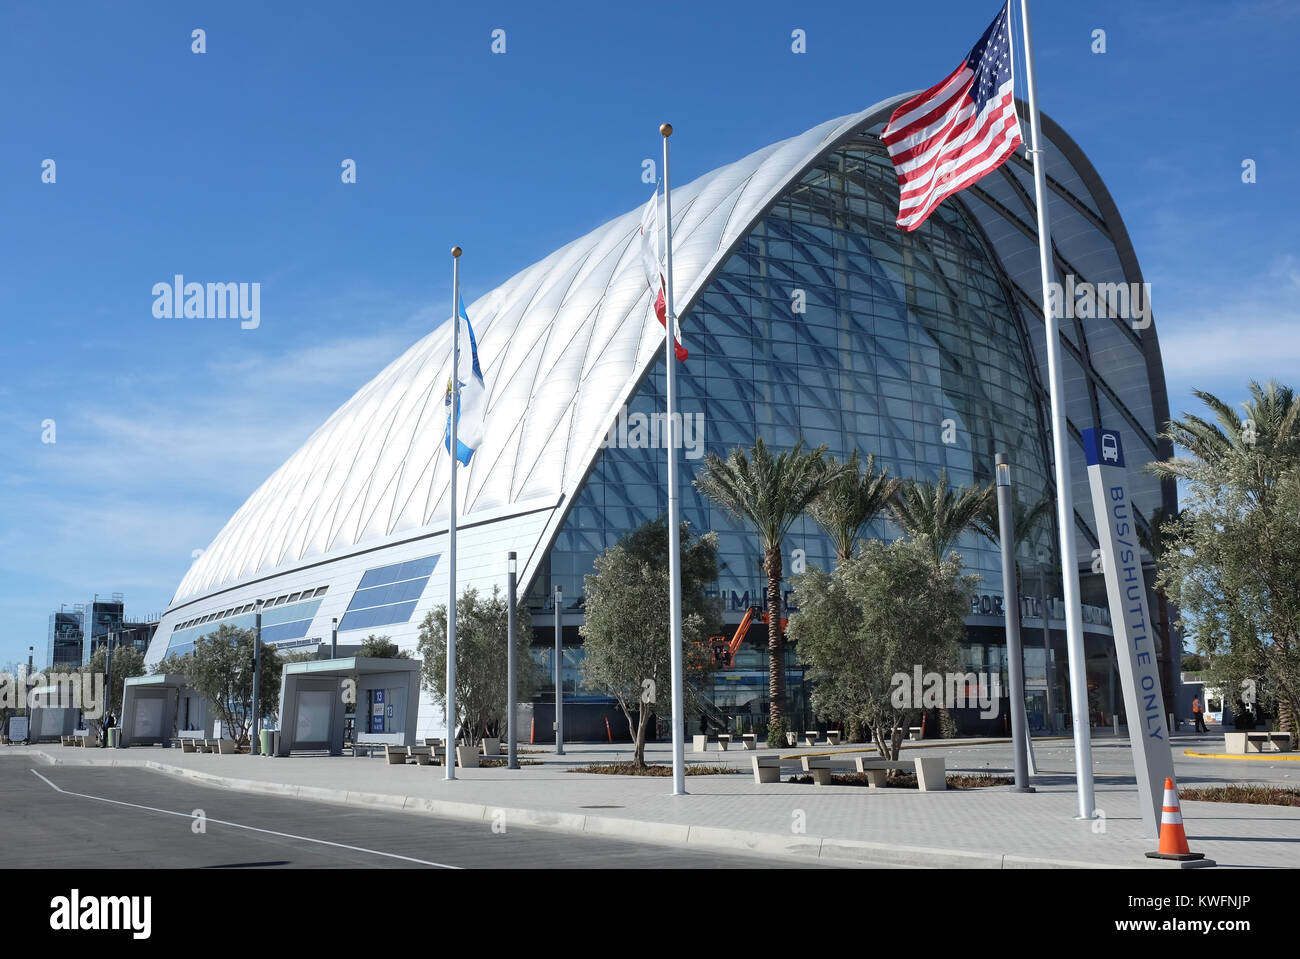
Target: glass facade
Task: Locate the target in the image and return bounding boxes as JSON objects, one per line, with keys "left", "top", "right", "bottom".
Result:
{"left": 165, "top": 587, "right": 329, "bottom": 656}
{"left": 339, "top": 555, "right": 438, "bottom": 632}
{"left": 530, "top": 137, "right": 1057, "bottom": 726}
{"left": 47, "top": 609, "right": 85, "bottom": 669}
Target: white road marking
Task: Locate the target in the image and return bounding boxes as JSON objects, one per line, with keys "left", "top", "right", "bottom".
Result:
{"left": 30, "top": 768, "right": 460, "bottom": 869}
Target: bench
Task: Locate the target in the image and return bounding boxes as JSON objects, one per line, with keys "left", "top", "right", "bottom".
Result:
{"left": 785, "top": 732, "right": 797, "bottom": 747}
{"left": 455, "top": 745, "right": 480, "bottom": 769}
{"left": 751, "top": 755, "right": 784, "bottom": 784}
{"left": 1224, "top": 731, "right": 1294, "bottom": 754}
{"left": 385, "top": 745, "right": 410, "bottom": 764}
{"left": 480, "top": 737, "right": 500, "bottom": 756}
{"left": 407, "top": 745, "right": 433, "bottom": 766}
{"left": 692, "top": 734, "right": 708, "bottom": 753}
{"left": 801, "top": 731, "right": 818, "bottom": 747}
{"left": 72, "top": 733, "right": 90, "bottom": 747}
{"left": 181, "top": 739, "right": 198, "bottom": 753}
{"left": 890, "top": 726, "right": 924, "bottom": 741}
{"left": 855, "top": 755, "right": 947, "bottom": 790}
{"left": 717, "top": 734, "right": 732, "bottom": 751}
{"left": 741, "top": 733, "right": 757, "bottom": 750}
{"left": 800, "top": 756, "right": 859, "bottom": 785}
{"left": 826, "top": 730, "right": 842, "bottom": 746}
{"left": 215, "top": 738, "right": 238, "bottom": 754}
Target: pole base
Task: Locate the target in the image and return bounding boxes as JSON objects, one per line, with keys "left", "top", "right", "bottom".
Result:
{"left": 1007, "top": 786, "right": 1036, "bottom": 793}
{"left": 1145, "top": 851, "right": 1205, "bottom": 861}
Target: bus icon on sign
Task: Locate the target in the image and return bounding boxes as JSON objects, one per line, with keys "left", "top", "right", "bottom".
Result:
{"left": 1101, "top": 432, "right": 1120, "bottom": 463}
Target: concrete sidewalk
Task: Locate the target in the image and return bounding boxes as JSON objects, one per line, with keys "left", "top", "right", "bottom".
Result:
{"left": 10, "top": 738, "right": 1298, "bottom": 868}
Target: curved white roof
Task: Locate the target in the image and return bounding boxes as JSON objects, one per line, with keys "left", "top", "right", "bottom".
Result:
{"left": 173, "top": 98, "right": 911, "bottom": 604}
{"left": 172, "top": 94, "right": 1174, "bottom": 606}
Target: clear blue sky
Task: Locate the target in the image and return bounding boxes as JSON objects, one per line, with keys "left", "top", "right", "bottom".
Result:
{"left": 2, "top": 0, "right": 1297, "bottom": 668}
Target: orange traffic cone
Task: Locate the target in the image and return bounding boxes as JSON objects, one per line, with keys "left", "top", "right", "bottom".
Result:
{"left": 1145, "top": 777, "right": 1205, "bottom": 861}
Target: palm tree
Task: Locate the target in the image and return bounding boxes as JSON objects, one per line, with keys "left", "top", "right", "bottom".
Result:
{"left": 694, "top": 438, "right": 839, "bottom": 736}
{"left": 890, "top": 469, "right": 995, "bottom": 567}
{"left": 808, "top": 451, "right": 902, "bottom": 565}
{"left": 1152, "top": 381, "right": 1300, "bottom": 503}
{"left": 1150, "top": 380, "right": 1300, "bottom": 738}
{"left": 973, "top": 492, "right": 1053, "bottom": 596}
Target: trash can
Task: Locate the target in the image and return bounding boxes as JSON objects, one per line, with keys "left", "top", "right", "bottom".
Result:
{"left": 107, "top": 728, "right": 119, "bottom": 748}
{"left": 259, "top": 729, "right": 278, "bottom": 756}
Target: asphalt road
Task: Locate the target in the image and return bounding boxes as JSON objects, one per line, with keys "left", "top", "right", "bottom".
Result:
{"left": 0, "top": 758, "right": 836, "bottom": 869}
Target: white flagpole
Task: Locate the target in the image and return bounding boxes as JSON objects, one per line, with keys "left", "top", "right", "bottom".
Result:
{"left": 446, "top": 245, "right": 462, "bottom": 781}
{"left": 660, "top": 122, "right": 687, "bottom": 797}
{"left": 1018, "top": 0, "right": 1095, "bottom": 820}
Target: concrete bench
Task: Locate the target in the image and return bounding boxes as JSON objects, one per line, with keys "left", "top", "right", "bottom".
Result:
{"left": 692, "top": 734, "right": 708, "bottom": 753}
{"left": 1224, "top": 731, "right": 1294, "bottom": 754}
{"left": 855, "top": 755, "right": 947, "bottom": 790}
{"left": 801, "top": 731, "right": 818, "bottom": 747}
{"left": 385, "top": 745, "right": 409, "bottom": 764}
{"left": 216, "top": 738, "right": 238, "bottom": 754}
{"left": 800, "top": 756, "right": 859, "bottom": 785}
{"left": 826, "top": 730, "right": 842, "bottom": 746}
{"left": 455, "top": 745, "right": 480, "bottom": 769}
{"left": 479, "top": 737, "right": 500, "bottom": 756}
{"left": 785, "top": 732, "right": 797, "bottom": 747}
{"left": 407, "top": 745, "right": 433, "bottom": 765}
{"left": 181, "top": 739, "right": 198, "bottom": 753}
{"left": 717, "top": 734, "right": 732, "bottom": 751}
{"left": 751, "top": 755, "right": 784, "bottom": 784}
{"left": 891, "top": 727, "right": 924, "bottom": 741}
{"left": 71, "top": 734, "right": 89, "bottom": 747}
{"left": 741, "top": 734, "right": 757, "bottom": 750}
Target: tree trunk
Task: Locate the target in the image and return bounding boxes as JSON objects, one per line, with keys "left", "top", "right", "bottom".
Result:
{"left": 634, "top": 706, "right": 649, "bottom": 768}
{"left": 1278, "top": 694, "right": 1299, "bottom": 742}
{"left": 1155, "top": 591, "right": 1177, "bottom": 725}
{"left": 765, "top": 547, "right": 785, "bottom": 728}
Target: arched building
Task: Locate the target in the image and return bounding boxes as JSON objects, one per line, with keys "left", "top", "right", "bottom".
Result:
{"left": 145, "top": 96, "right": 1176, "bottom": 739}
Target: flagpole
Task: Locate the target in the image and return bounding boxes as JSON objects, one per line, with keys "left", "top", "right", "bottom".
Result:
{"left": 660, "top": 123, "right": 687, "bottom": 797}
{"left": 446, "top": 244, "right": 461, "bottom": 782}
{"left": 1018, "top": 0, "right": 1095, "bottom": 820}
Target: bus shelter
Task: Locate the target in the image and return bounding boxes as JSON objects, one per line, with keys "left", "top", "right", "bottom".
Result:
{"left": 276, "top": 656, "right": 420, "bottom": 756}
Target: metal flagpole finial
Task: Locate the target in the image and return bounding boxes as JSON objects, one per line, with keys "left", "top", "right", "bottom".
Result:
{"left": 660, "top": 123, "right": 672, "bottom": 137}
{"left": 451, "top": 246, "right": 462, "bottom": 258}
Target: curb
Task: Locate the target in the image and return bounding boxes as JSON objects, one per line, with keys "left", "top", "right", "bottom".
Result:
{"left": 18, "top": 749, "right": 1200, "bottom": 869}
{"left": 1183, "top": 749, "right": 1300, "bottom": 762}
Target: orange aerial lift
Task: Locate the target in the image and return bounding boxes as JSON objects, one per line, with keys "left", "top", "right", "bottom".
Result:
{"left": 706, "top": 604, "right": 787, "bottom": 669}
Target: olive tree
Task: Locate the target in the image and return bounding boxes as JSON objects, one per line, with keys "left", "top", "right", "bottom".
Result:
{"left": 579, "top": 518, "right": 722, "bottom": 767}
{"left": 417, "top": 586, "right": 537, "bottom": 745}
{"left": 186, "top": 625, "right": 289, "bottom": 747}
{"left": 788, "top": 538, "right": 976, "bottom": 761}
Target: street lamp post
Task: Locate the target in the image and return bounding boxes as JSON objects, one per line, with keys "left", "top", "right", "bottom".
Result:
{"left": 331, "top": 618, "right": 338, "bottom": 659}
{"left": 507, "top": 552, "right": 519, "bottom": 770}
{"left": 251, "top": 599, "right": 264, "bottom": 755}
{"left": 996, "top": 453, "right": 1032, "bottom": 792}
{"left": 554, "top": 585, "right": 564, "bottom": 756}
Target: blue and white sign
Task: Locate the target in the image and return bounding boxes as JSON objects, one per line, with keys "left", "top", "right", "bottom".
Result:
{"left": 1083, "top": 426, "right": 1174, "bottom": 839}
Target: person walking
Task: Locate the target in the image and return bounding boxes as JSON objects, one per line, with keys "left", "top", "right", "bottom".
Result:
{"left": 1192, "top": 696, "right": 1208, "bottom": 733}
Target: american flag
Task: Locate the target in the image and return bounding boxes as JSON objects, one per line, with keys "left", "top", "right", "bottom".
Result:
{"left": 881, "top": 3, "right": 1023, "bottom": 232}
